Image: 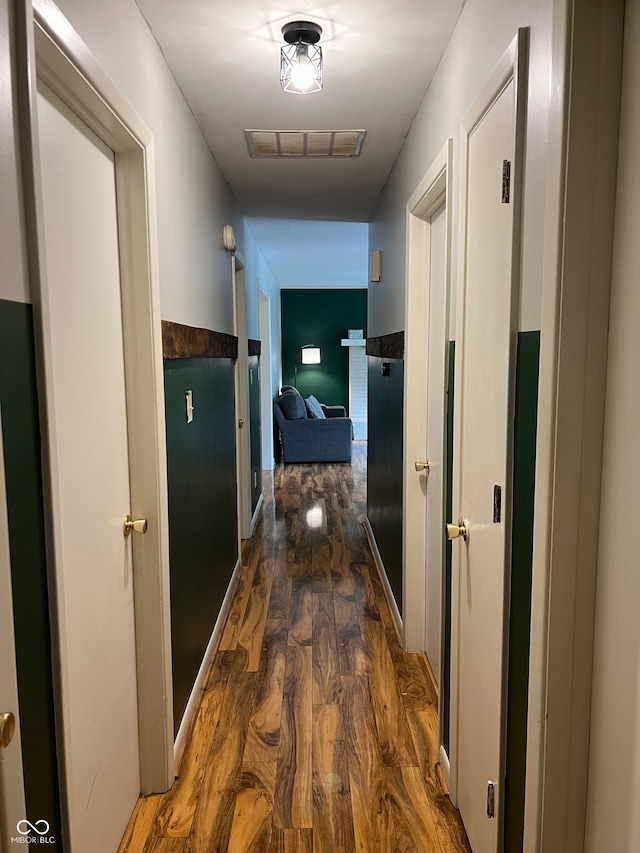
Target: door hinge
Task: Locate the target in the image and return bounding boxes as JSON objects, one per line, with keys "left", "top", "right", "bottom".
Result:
{"left": 487, "top": 781, "right": 496, "bottom": 819}
{"left": 502, "top": 160, "right": 511, "bottom": 203}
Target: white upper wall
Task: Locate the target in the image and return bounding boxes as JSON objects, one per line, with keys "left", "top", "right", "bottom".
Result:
{"left": 242, "top": 219, "right": 281, "bottom": 360}
{"left": 585, "top": 1, "right": 640, "bottom": 849}
{"left": 47, "top": 0, "right": 239, "bottom": 334}
{"left": 368, "top": 0, "right": 554, "bottom": 336}
{"left": 0, "top": 0, "right": 29, "bottom": 303}
{"left": 245, "top": 219, "right": 369, "bottom": 291}
{"left": 243, "top": 219, "right": 282, "bottom": 469}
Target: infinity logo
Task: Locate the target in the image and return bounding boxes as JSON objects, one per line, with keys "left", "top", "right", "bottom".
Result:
{"left": 16, "top": 820, "right": 50, "bottom": 836}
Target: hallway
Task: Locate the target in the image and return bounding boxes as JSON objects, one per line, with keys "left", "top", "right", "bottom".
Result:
{"left": 118, "top": 445, "right": 470, "bottom": 852}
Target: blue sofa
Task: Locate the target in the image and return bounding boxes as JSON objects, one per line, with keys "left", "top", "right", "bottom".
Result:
{"left": 274, "top": 388, "right": 352, "bottom": 463}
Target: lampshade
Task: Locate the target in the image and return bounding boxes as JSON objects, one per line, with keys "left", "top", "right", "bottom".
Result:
{"left": 280, "top": 21, "right": 323, "bottom": 95}
{"left": 301, "top": 346, "right": 321, "bottom": 364}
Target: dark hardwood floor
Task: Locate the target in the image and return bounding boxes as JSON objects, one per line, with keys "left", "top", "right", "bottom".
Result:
{"left": 119, "top": 443, "right": 471, "bottom": 852}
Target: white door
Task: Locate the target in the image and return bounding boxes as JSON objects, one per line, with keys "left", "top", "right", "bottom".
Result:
{"left": 452, "top": 37, "right": 523, "bottom": 853}
{"left": 36, "top": 81, "right": 140, "bottom": 853}
{"left": 0, "top": 411, "right": 29, "bottom": 852}
{"left": 424, "top": 202, "right": 448, "bottom": 685}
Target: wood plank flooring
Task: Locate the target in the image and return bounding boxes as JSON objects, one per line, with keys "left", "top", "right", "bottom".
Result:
{"left": 119, "top": 443, "right": 471, "bottom": 853}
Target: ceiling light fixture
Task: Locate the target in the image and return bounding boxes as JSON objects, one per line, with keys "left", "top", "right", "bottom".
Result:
{"left": 280, "top": 21, "right": 323, "bottom": 95}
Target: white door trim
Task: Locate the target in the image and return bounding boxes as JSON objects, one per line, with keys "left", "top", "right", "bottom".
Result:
{"left": 19, "top": 0, "right": 173, "bottom": 795}
{"left": 233, "top": 255, "right": 251, "bottom": 544}
{"left": 403, "top": 138, "right": 453, "bottom": 654}
{"left": 524, "top": 2, "right": 624, "bottom": 851}
{"left": 449, "top": 29, "right": 528, "bottom": 809}
{"left": 258, "top": 288, "right": 274, "bottom": 471}
{"left": 0, "top": 407, "right": 29, "bottom": 852}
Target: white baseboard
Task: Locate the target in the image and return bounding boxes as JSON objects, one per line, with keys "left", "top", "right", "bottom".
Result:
{"left": 249, "top": 492, "right": 263, "bottom": 537}
{"left": 362, "top": 516, "right": 403, "bottom": 642}
{"left": 173, "top": 556, "right": 242, "bottom": 768}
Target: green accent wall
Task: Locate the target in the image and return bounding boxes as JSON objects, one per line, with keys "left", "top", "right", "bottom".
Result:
{"left": 281, "top": 289, "right": 367, "bottom": 408}
{"left": 504, "top": 331, "right": 540, "bottom": 851}
{"left": 366, "top": 356, "right": 404, "bottom": 611}
{"left": 0, "top": 299, "right": 63, "bottom": 850}
{"left": 164, "top": 358, "right": 238, "bottom": 732}
{"left": 248, "top": 355, "right": 261, "bottom": 514}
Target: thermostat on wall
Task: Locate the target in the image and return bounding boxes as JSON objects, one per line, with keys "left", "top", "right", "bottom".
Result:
{"left": 370, "top": 250, "right": 381, "bottom": 282}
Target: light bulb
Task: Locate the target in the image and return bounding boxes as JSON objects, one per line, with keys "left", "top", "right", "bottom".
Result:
{"left": 291, "top": 55, "right": 315, "bottom": 93}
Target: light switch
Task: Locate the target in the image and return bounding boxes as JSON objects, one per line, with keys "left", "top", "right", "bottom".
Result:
{"left": 186, "top": 390, "right": 194, "bottom": 423}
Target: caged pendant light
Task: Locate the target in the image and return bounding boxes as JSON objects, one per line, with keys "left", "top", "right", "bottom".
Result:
{"left": 280, "top": 21, "right": 323, "bottom": 95}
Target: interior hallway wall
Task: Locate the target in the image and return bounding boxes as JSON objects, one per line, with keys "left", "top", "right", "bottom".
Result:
{"left": 51, "top": 0, "right": 239, "bottom": 333}
{"left": 585, "top": 0, "right": 640, "bottom": 848}
{"left": 366, "top": 0, "right": 554, "bottom": 617}
{"left": 281, "top": 289, "right": 367, "bottom": 409}
{"left": 367, "top": 354, "right": 404, "bottom": 609}
{"left": 243, "top": 219, "right": 282, "bottom": 470}
{"left": 164, "top": 355, "right": 237, "bottom": 732}
{"left": 368, "top": 0, "right": 553, "bottom": 337}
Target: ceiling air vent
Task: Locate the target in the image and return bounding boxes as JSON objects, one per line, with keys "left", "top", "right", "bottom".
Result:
{"left": 245, "top": 129, "right": 366, "bottom": 158}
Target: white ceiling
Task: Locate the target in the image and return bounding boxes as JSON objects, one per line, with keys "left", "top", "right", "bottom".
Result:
{"left": 136, "top": 0, "right": 465, "bottom": 223}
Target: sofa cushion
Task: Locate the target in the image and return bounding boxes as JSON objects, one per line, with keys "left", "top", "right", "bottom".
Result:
{"left": 278, "top": 392, "right": 307, "bottom": 420}
{"left": 305, "top": 395, "right": 326, "bottom": 419}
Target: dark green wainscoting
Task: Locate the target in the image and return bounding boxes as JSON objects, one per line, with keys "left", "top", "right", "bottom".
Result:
{"left": 442, "top": 341, "right": 455, "bottom": 756}
{"left": 281, "top": 289, "right": 367, "bottom": 408}
{"left": 248, "top": 354, "right": 261, "bottom": 515}
{"left": 366, "top": 355, "right": 404, "bottom": 612}
{"left": 0, "top": 299, "right": 63, "bottom": 850}
{"left": 164, "top": 358, "right": 238, "bottom": 732}
{"left": 504, "top": 330, "right": 540, "bottom": 851}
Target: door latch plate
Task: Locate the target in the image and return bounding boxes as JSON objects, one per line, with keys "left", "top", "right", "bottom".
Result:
{"left": 493, "top": 485, "right": 502, "bottom": 523}
{"left": 487, "top": 781, "right": 496, "bottom": 818}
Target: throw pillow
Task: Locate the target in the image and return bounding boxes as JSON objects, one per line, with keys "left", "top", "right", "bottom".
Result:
{"left": 278, "top": 392, "right": 307, "bottom": 420}
{"left": 305, "top": 395, "right": 326, "bottom": 419}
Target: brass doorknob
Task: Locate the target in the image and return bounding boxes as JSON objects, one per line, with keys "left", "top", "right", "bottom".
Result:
{"left": 414, "top": 460, "right": 431, "bottom": 473}
{"left": 0, "top": 712, "right": 15, "bottom": 749}
{"left": 123, "top": 515, "right": 148, "bottom": 537}
{"left": 446, "top": 517, "right": 469, "bottom": 542}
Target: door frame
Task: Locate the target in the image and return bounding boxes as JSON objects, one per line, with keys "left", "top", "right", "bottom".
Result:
{"left": 232, "top": 255, "right": 252, "bottom": 543}
{"left": 17, "top": 0, "right": 174, "bottom": 796}
{"left": 524, "top": 2, "right": 624, "bottom": 850}
{"left": 258, "top": 287, "right": 274, "bottom": 471}
{"left": 403, "top": 139, "right": 453, "bottom": 657}
{"left": 0, "top": 407, "right": 29, "bottom": 852}
{"left": 449, "top": 30, "right": 527, "bottom": 811}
